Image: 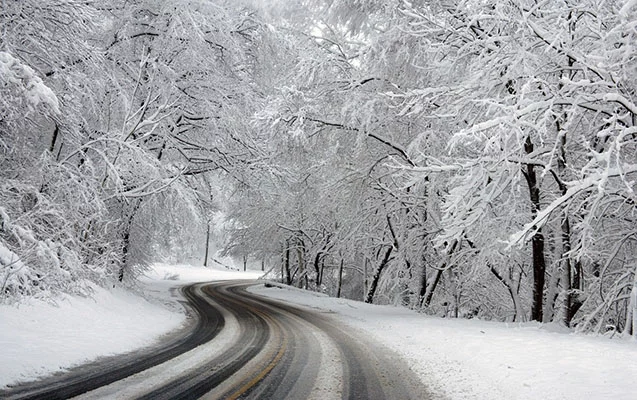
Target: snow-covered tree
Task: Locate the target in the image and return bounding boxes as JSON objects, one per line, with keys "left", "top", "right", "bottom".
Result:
{"left": 1, "top": 0, "right": 266, "bottom": 300}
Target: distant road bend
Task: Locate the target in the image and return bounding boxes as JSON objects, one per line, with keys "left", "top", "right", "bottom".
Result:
{"left": 2, "top": 281, "right": 432, "bottom": 399}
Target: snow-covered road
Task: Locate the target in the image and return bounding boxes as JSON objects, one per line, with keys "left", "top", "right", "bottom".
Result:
{"left": 3, "top": 280, "right": 430, "bottom": 399}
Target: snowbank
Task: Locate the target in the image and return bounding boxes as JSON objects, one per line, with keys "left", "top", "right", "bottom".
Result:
{"left": 0, "top": 263, "right": 263, "bottom": 389}
{"left": 0, "top": 284, "right": 183, "bottom": 388}
{"left": 250, "top": 283, "right": 637, "bottom": 400}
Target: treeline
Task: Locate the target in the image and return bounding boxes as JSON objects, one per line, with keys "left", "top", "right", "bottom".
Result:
{"left": 223, "top": 0, "right": 637, "bottom": 335}
{"left": 2, "top": 0, "right": 636, "bottom": 335}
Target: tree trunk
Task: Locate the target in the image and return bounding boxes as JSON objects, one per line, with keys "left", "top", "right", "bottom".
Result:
{"left": 363, "top": 257, "right": 369, "bottom": 299}
{"left": 402, "top": 260, "right": 413, "bottom": 307}
{"left": 450, "top": 269, "right": 460, "bottom": 318}
{"left": 319, "top": 259, "right": 326, "bottom": 289}
{"left": 365, "top": 246, "right": 393, "bottom": 304}
{"left": 523, "top": 135, "right": 547, "bottom": 322}
{"left": 119, "top": 218, "right": 133, "bottom": 282}
{"left": 296, "top": 240, "right": 306, "bottom": 289}
{"left": 551, "top": 121, "right": 583, "bottom": 326}
{"left": 284, "top": 240, "right": 292, "bottom": 285}
{"left": 418, "top": 262, "right": 428, "bottom": 306}
{"left": 336, "top": 259, "right": 344, "bottom": 298}
{"left": 119, "top": 199, "right": 142, "bottom": 282}
{"left": 560, "top": 215, "right": 583, "bottom": 325}
{"left": 203, "top": 221, "right": 211, "bottom": 267}
{"left": 554, "top": 32, "right": 583, "bottom": 326}
{"left": 489, "top": 265, "right": 526, "bottom": 322}
{"left": 422, "top": 240, "right": 458, "bottom": 308}
{"left": 625, "top": 268, "right": 637, "bottom": 337}
{"left": 119, "top": 224, "right": 130, "bottom": 282}
{"left": 422, "top": 269, "right": 442, "bottom": 308}
{"left": 314, "top": 251, "right": 323, "bottom": 288}
{"left": 49, "top": 123, "right": 60, "bottom": 154}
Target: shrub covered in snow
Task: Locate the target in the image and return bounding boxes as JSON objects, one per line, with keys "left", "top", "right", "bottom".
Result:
{"left": 0, "top": 51, "right": 61, "bottom": 115}
{"left": 0, "top": 176, "right": 117, "bottom": 302}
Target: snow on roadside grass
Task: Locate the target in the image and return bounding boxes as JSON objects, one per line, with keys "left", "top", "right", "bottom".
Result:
{"left": 145, "top": 262, "right": 263, "bottom": 283}
{"left": 0, "top": 263, "right": 262, "bottom": 389}
{"left": 249, "top": 283, "right": 637, "bottom": 400}
{"left": 0, "top": 283, "right": 184, "bottom": 388}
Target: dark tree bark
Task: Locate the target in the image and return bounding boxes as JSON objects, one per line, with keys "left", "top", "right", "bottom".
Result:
{"left": 336, "top": 259, "right": 344, "bottom": 298}
{"left": 119, "top": 201, "right": 141, "bottom": 282}
{"left": 402, "top": 259, "right": 413, "bottom": 307}
{"left": 364, "top": 246, "right": 393, "bottom": 304}
{"left": 522, "top": 135, "right": 547, "bottom": 322}
{"left": 284, "top": 239, "right": 292, "bottom": 285}
{"left": 203, "top": 221, "right": 211, "bottom": 267}
{"left": 49, "top": 123, "right": 60, "bottom": 154}
{"left": 422, "top": 269, "right": 442, "bottom": 308}
{"left": 314, "top": 251, "right": 323, "bottom": 288}
{"left": 489, "top": 265, "right": 525, "bottom": 322}
{"left": 421, "top": 240, "right": 458, "bottom": 308}
{"left": 553, "top": 43, "right": 583, "bottom": 326}
{"left": 418, "top": 262, "right": 428, "bottom": 306}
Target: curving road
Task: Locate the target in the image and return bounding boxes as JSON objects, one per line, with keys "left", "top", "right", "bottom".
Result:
{"left": 2, "top": 281, "right": 432, "bottom": 399}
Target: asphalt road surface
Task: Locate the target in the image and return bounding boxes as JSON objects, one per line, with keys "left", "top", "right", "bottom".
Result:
{"left": 2, "top": 281, "right": 433, "bottom": 399}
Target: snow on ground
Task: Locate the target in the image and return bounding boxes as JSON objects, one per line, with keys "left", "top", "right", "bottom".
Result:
{"left": 250, "top": 283, "right": 637, "bottom": 400}
{"left": 146, "top": 262, "right": 262, "bottom": 283}
{"left": 2, "top": 262, "right": 635, "bottom": 400}
{"left": 0, "top": 263, "right": 262, "bottom": 389}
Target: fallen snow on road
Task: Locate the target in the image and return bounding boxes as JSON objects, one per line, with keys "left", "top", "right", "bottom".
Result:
{"left": 0, "top": 263, "right": 262, "bottom": 389}
{"left": 250, "top": 283, "right": 637, "bottom": 400}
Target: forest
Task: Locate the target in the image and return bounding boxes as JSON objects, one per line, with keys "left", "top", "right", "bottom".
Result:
{"left": 1, "top": 0, "right": 636, "bottom": 336}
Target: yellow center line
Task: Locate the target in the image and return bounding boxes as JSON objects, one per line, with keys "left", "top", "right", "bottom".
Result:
{"left": 225, "top": 298, "right": 289, "bottom": 400}
{"left": 226, "top": 336, "right": 288, "bottom": 400}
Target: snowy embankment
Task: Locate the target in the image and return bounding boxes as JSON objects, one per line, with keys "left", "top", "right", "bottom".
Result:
{"left": 0, "top": 263, "right": 262, "bottom": 389}
{"left": 250, "top": 283, "right": 637, "bottom": 400}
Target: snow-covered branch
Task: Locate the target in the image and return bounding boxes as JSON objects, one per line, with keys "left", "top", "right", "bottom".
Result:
{"left": 509, "top": 165, "right": 637, "bottom": 247}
